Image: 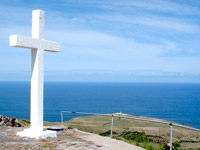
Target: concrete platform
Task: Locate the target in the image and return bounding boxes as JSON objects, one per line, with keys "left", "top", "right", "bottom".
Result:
{"left": 17, "top": 128, "right": 57, "bottom": 139}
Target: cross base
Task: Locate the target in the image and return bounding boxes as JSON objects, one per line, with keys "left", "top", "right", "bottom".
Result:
{"left": 17, "top": 128, "right": 57, "bottom": 139}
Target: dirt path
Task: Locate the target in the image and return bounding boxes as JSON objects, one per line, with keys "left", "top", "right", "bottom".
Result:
{"left": 0, "top": 126, "right": 144, "bottom": 150}
{"left": 79, "top": 130, "right": 145, "bottom": 150}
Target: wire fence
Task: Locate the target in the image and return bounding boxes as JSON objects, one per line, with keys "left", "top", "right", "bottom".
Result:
{"left": 61, "top": 111, "right": 200, "bottom": 150}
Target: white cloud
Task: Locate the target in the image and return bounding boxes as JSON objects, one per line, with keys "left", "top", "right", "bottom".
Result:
{"left": 87, "top": 14, "right": 200, "bottom": 33}
{"left": 43, "top": 29, "right": 200, "bottom": 73}
{"left": 100, "top": 0, "right": 200, "bottom": 15}
{"left": 71, "top": 18, "right": 85, "bottom": 23}
{"left": 0, "top": 0, "right": 200, "bottom": 82}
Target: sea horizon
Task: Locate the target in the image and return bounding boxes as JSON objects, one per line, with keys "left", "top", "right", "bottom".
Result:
{"left": 0, "top": 81, "right": 200, "bottom": 128}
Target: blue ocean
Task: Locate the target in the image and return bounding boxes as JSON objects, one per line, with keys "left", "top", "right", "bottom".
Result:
{"left": 0, "top": 82, "right": 200, "bottom": 128}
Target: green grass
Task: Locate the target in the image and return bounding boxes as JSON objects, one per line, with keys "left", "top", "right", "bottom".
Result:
{"left": 18, "top": 119, "right": 30, "bottom": 127}
{"left": 18, "top": 115, "right": 200, "bottom": 150}
{"left": 63, "top": 115, "right": 200, "bottom": 149}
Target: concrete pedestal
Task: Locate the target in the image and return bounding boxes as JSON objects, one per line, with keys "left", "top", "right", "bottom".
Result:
{"left": 17, "top": 128, "right": 57, "bottom": 139}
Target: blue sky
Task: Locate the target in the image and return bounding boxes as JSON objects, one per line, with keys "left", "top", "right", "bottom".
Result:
{"left": 0, "top": 0, "right": 200, "bottom": 82}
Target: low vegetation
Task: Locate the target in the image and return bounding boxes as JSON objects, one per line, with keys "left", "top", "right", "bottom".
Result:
{"left": 99, "top": 130, "right": 181, "bottom": 150}
{"left": 18, "top": 115, "right": 200, "bottom": 149}
{"left": 62, "top": 115, "right": 200, "bottom": 150}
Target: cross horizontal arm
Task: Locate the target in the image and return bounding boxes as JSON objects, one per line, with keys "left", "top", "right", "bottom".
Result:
{"left": 10, "top": 35, "right": 61, "bottom": 52}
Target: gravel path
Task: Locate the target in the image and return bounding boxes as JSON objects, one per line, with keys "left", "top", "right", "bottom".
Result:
{"left": 0, "top": 126, "right": 145, "bottom": 150}
{"left": 79, "top": 130, "right": 145, "bottom": 150}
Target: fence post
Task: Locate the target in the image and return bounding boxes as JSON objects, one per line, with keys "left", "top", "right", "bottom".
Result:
{"left": 61, "top": 111, "right": 63, "bottom": 126}
{"left": 170, "top": 123, "right": 173, "bottom": 150}
{"left": 110, "top": 115, "right": 114, "bottom": 138}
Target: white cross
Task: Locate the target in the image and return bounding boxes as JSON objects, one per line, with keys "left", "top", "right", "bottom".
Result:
{"left": 9, "top": 10, "right": 61, "bottom": 139}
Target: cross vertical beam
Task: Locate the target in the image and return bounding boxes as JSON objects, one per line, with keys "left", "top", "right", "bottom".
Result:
{"left": 32, "top": 10, "right": 44, "bottom": 39}
{"left": 30, "top": 10, "right": 44, "bottom": 134}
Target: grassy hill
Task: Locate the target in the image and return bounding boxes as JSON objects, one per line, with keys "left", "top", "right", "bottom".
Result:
{"left": 19, "top": 114, "right": 200, "bottom": 150}
{"left": 61, "top": 114, "right": 200, "bottom": 150}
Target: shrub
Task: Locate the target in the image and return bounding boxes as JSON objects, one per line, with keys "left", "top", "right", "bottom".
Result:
{"left": 163, "top": 142, "right": 180, "bottom": 150}
{"left": 121, "top": 131, "right": 152, "bottom": 143}
{"left": 99, "top": 130, "right": 117, "bottom": 136}
{"left": 143, "top": 144, "right": 155, "bottom": 150}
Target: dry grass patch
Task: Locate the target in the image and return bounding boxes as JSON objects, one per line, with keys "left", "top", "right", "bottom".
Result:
{"left": 65, "top": 129, "right": 82, "bottom": 139}
{"left": 41, "top": 142, "right": 56, "bottom": 150}
{"left": 38, "top": 139, "right": 49, "bottom": 142}
{"left": 58, "top": 140, "right": 67, "bottom": 144}
{"left": 7, "top": 133, "right": 16, "bottom": 136}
